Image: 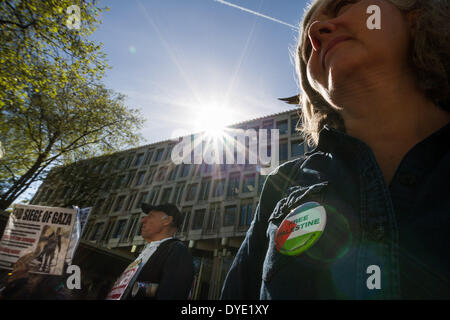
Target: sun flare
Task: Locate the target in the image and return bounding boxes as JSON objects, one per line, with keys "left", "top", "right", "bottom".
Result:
{"left": 193, "top": 102, "right": 235, "bottom": 138}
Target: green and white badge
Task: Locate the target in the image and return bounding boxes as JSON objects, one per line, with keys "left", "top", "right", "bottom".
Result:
{"left": 275, "top": 202, "right": 327, "bottom": 256}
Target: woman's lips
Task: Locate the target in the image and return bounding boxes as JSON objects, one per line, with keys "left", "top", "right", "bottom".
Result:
{"left": 321, "top": 36, "right": 352, "bottom": 69}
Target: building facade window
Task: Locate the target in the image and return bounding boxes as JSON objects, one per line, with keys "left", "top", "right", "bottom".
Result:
{"left": 125, "top": 171, "right": 137, "bottom": 187}
{"left": 279, "top": 140, "right": 288, "bottom": 162}
{"left": 146, "top": 166, "right": 157, "bottom": 185}
{"left": 103, "top": 178, "right": 113, "bottom": 192}
{"left": 174, "top": 184, "right": 185, "bottom": 205}
{"left": 114, "top": 175, "right": 125, "bottom": 190}
{"left": 148, "top": 187, "right": 160, "bottom": 205}
{"left": 125, "top": 193, "right": 137, "bottom": 211}
{"left": 192, "top": 164, "right": 199, "bottom": 177}
{"left": 125, "top": 155, "right": 134, "bottom": 169}
{"left": 113, "top": 220, "right": 127, "bottom": 239}
{"left": 213, "top": 179, "right": 225, "bottom": 197}
{"left": 135, "top": 192, "right": 149, "bottom": 209}
{"left": 202, "top": 164, "right": 212, "bottom": 174}
{"left": 242, "top": 174, "right": 255, "bottom": 193}
{"left": 155, "top": 148, "right": 164, "bottom": 162}
{"left": 227, "top": 173, "right": 240, "bottom": 198}
{"left": 116, "top": 157, "right": 126, "bottom": 170}
{"left": 90, "top": 222, "right": 104, "bottom": 241}
{"left": 101, "top": 217, "right": 117, "bottom": 242}
{"left": 185, "top": 183, "right": 198, "bottom": 202}
{"left": 143, "top": 149, "right": 154, "bottom": 165}
{"left": 239, "top": 200, "right": 254, "bottom": 226}
{"left": 291, "top": 116, "right": 299, "bottom": 135}
{"left": 223, "top": 205, "right": 237, "bottom": 227}
{"left": 291, "top": 140, "right": 304, "bottom": 157}
{"left": 164, "top": 145, "right": 174, "bottom": 161}
{"left": 136, "top": 171, "right": 146, "bottom": 186}
{"left": 103, "top": 195, "right": 116, "bottom": 214}
{"left": 134, "top": 153, "right": 144, "bottom": 167}
{"left": 156, "top": 167, "right": 167, "bottom": 181}
{"left": 181, "top": 207, "right": 192, "bottom": 233}
{"left": 192, "top": 209, "right": 206, "bottom": 230}
{"left": 82, "top": 222, "right": 94, "bottom": 240}
{"left": 262, "top": 119, "right": 274, "bottom": 130}
{"left": 123, "top": 214, "right": 139, "bottom": 242}
{"left": 94, "top": 199, "right": 105, "bottom": 214}
{"left": 199, "top": 179, "right": 211, "bottom": 201}
{"left": 160, "top": 187, "right": 173, "bottom": 204}
{"left": 276, "top": 120, "right": 288, "bottom": 135}
{"left": 207, "top": 203, "right": 221, "bottom": 232}
{"left": 168, "top": 165, "right": 179, "bottom": 181}
{"left": 114, "top": 195, "right": 126, "bottom": 212}
{"left": 180, "top": 164, "right": 191, "bottom": 178}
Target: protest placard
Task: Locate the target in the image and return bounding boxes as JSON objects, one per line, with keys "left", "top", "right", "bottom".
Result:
{"left": 0, "top": 204, "right": 76, "bottom": 275}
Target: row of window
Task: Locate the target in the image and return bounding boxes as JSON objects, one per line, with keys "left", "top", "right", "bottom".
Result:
{"left": 85, "top": 200, "right": 255, "bottom": 243}
{"left": 233, "top": 116, "right": 299, "bottom": 135}
{"left": 101, "top": 139, "right": 303, "bottom": 192}
{"left": 83, "top": 145, "right": 173, "bottom": 180}
{"left": 35, "top": 137, "right": 304, "bottom": 205}
{"left": 185, "top": 173, "right": 259, "bottom": 201}
{"left": 35, "top": 113, "right": 301, "bottom": 199}
{"left": 276, "top": 117, "right": 300, "bottom": 136}
{"left": 179, "top": 202, "right": 254, "bottom": 232}
{"left": 95, "top": 115, "right": 301, "bottom": 174}
{"left": 95, "top": 171, "right": 265, "bottom": 216}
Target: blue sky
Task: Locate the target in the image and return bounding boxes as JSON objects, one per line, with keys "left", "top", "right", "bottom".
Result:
{"left": 92, "top": 0, "right": 310, "bottom": 144}
{"left": 16, "top": 0, "right": 312, "bottom": 204}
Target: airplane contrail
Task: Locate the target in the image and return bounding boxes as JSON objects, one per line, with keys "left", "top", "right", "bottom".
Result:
{"left": 214, "top": 0, "right": 299, "bottom": 31}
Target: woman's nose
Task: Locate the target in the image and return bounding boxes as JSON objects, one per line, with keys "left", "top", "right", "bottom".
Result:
{"left": 308, "top": 20, "right": 336, "bottom": 52}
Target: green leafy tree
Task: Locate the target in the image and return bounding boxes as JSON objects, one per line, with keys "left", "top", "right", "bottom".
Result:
{"left": 0, "top": 0, "right": 108, "bottom": 110}
{"left": 0, "top": 79, "right": 144, "bottom": 210}
{"left": 0, "top": 1, "right": 145, "bottom": 210}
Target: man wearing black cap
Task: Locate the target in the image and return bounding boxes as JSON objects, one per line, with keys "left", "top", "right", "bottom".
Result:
{"left": 106, "top": 203, "right": 195, "bottom": 300}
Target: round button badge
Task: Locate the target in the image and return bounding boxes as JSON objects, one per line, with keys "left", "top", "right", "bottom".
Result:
{"left": 275, "top": 202, "right": 327, "bottom": 256}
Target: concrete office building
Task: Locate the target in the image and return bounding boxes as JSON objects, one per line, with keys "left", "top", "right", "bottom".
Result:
{"left": 30, "top": 108, "right": 307, "bottom": 299}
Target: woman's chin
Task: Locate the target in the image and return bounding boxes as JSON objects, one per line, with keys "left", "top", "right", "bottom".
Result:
{"left": 327, "top": 59, "right": 365, "bottom": 89}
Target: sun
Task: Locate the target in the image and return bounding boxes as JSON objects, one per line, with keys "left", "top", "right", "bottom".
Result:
{"left": 193, "top": 102, "right": 235, "bottom": 138}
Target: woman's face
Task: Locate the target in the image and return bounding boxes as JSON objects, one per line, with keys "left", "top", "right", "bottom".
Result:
{"left": 304, "top": 0, "right": 412, "bottom": 103}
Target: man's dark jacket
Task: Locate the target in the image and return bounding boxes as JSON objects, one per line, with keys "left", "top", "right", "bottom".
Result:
{"left": 124, "top": 239, "right": 195, "bottom": 300}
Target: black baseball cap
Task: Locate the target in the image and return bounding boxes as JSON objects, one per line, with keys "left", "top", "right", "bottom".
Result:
{"left": 141, "top": 203, "right": 182, "bottom": 229}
